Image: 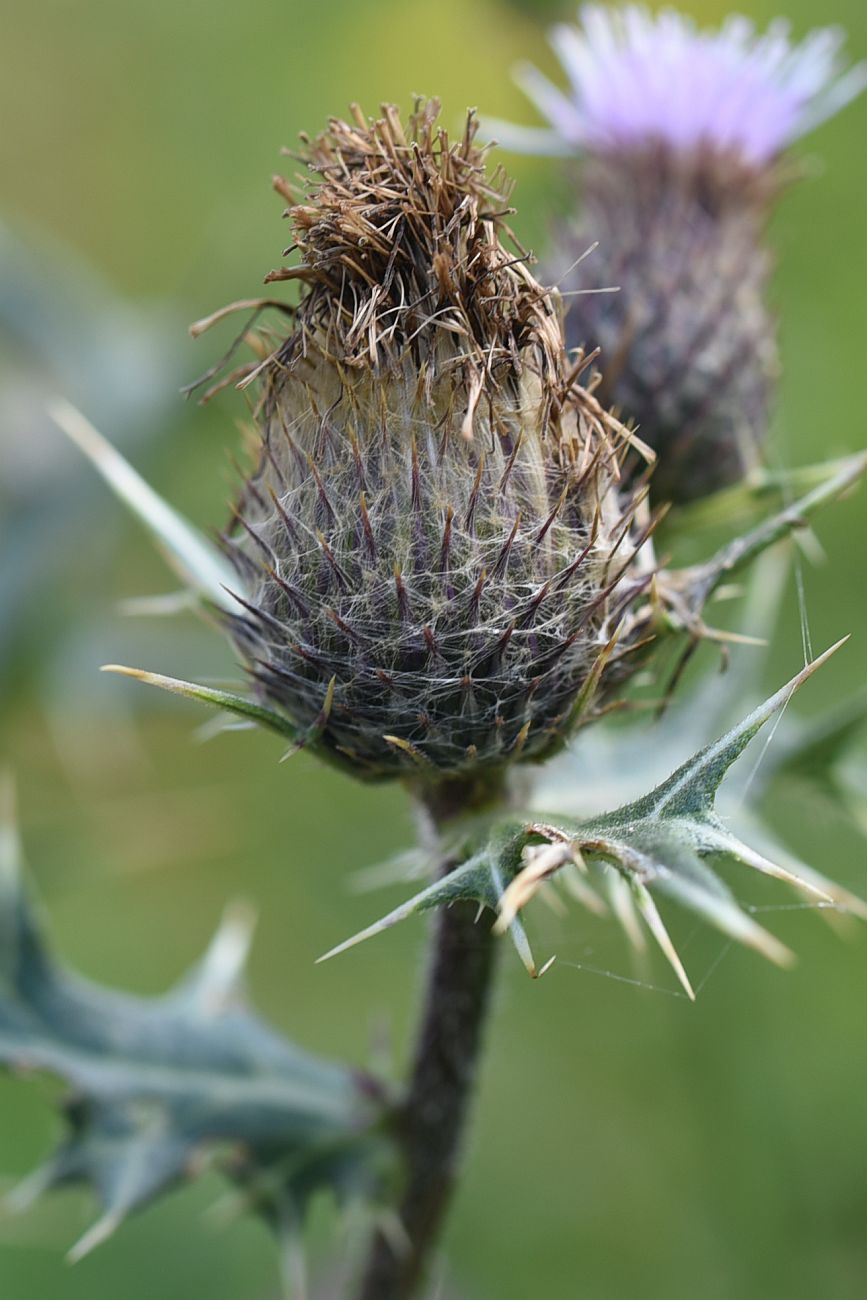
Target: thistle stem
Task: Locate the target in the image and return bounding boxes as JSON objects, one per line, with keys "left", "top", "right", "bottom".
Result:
{"left": 355, "top": 776, "right": 505, "bottom": 1300}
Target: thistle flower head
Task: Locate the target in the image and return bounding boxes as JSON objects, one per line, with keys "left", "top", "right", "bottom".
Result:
{"left": 488, "top": 8, "right": 865, "bottom": 504}
{"left": 500, "top": 5, "right": 866, "bottom": 167}
{"left": 218, "top": 101, "right": 647, "bottom": 780}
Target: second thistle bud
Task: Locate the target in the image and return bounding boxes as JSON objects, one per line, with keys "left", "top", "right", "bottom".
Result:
{"left": 491, "top": 5, "right": 866, "bottom": 502}
{"left": 218, "top": 102, "right": 643, "bottom": 780}
{"left": 559, "top": 147, "right": 777, "bottom": 502}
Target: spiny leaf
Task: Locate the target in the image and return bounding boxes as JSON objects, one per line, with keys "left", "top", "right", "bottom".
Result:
{"left": 559, "top": 856, "right": 608, "bottom": 917}
{"left": 681, "top": 454, "right": 867, "bottom": 614}
{"left": 319, "top": 846, "right": 541, "bottom": 977}
{"left": 0, "top": 785, "right": 389, "bottom": 1266}
{"left": 686, "top": 819, "right": 832, "bottom": 900}
{"left": 630, "top": 879, "right": 694, "bottom": 1000}
{"left": 50, "top": 399, "right": 242, "bottom": 611}
{"left": 317, "top": 857, "right": 483, "bottom": 963}
{"left": 615, "top": 823, "right": 795, "bottom": 969}
{"left": 102, "top": 667, "right": 364, "bottom": 774}
{"left": 494, "top": 841, "right": 570, "bottom": 933}
{"left": 101, "top": 664, "right": 300, "bottom": 743}
{"left": 528, "top": 548, "right": 867, "bottom": 938}
{"left": 618, "top": 639, "right": 847, "bottom": 821}
{"left": 731, "top": 809, "right": 867, "bottom": 926}
{"left": 319, "top": 645, "right": 864, "bottom": 993}
{"left": 604, "top": 867, "right": 648, "bottom": 954}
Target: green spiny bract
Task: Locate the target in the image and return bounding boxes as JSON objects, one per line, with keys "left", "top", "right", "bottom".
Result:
{"left": 219, "top": 101, "right": 649, "bottom": 780}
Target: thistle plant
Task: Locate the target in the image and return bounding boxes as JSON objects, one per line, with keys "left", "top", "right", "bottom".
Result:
{"left": 3, "top": 59, "right": 866, "bottom": 1300}
{"left": 215, "top": 102, "right": 644, "bottom": 779}
{"left": 488, "top": 5, "right": 867, "bottom": 500}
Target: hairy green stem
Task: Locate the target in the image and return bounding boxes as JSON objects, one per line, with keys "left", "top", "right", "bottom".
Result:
{"left": 355, "top": 776, "right": 504, "bottom": 1300}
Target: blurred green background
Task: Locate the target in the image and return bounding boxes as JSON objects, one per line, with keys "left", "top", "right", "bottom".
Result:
{"left": 2, "top": 1, "right": 867, "bottom": 1297}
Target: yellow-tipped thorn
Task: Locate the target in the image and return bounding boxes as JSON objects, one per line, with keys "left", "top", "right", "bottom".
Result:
{"left": 633, "top": 882, "right": 695, "bottom": 1001}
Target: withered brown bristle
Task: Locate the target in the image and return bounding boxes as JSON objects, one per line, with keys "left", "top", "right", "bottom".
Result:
{"left": 282, "top": 101, "right": 561, "bottom": 376}
{"left": 194, "top": 100, "right": 662, "bottom": 780}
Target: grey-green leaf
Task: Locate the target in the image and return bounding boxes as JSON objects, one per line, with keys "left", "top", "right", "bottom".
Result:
{"left": 618, "top": 639, "right": 846, "bottom": 821}
{"left": 319, "top": 846, "right": 540, "bottom": 976}
{"left": 320, "top": 644, "right": 864, "bottom": 993}
{"left": 50, "top": 399, "right": 243, "bottom": 611}
{"left": 0, "top": 778, "right": 388, "bottom": 1262}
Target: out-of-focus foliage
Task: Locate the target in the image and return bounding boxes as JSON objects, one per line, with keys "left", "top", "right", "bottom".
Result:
{"left": 0, "top": 226, "right": 184, "bottom": 680}
{"left": 0, "top": 780, "right": 392, "bottom": 1282}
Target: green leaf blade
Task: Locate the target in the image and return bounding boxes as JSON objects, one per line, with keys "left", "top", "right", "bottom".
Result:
{"left": 50, "top": 399, "right": 242, "bottom": 611}
{"left": 101, "top": 665, "right": 300, "bottom": 742}
{"left": 0, "top": 790, "right": 389, "bottom": 1260}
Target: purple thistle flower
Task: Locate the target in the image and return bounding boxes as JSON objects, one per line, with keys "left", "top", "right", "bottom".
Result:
{"left": 489, "top": 7, "right": 866, "bottom": 502}
{"left": 493, "top": 5, "right": 866, "bottom": 165}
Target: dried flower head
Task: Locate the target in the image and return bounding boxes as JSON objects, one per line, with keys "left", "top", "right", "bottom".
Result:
{"left": 490, "top": 7, "right": 866, "bottom": 501}
{"left": 214, "top": 101, "right": 649, "bottom": 780}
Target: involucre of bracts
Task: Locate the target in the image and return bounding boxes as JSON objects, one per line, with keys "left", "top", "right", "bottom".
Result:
{"left": 556, "top": 148, "right": 777, "bottom": 502}
{"left": 215, "top": 101, "right": 651, "bottom": 780}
